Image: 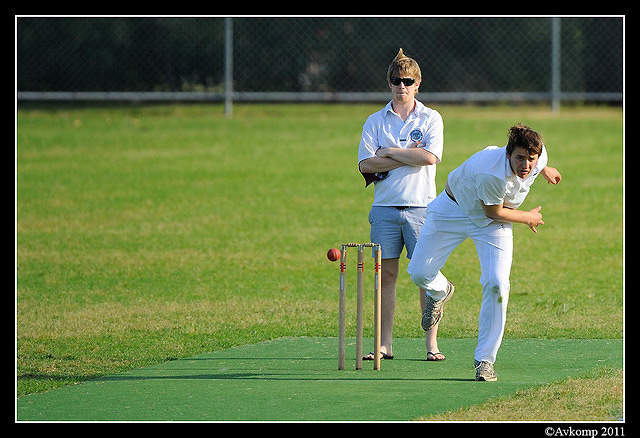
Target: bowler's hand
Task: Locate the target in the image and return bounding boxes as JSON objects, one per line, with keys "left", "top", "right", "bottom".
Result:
{"left": 542, "top": 166, "right": 562, "bottom": 185}
{"left": 527, "top": 206, "right": 544, "bottom": 233}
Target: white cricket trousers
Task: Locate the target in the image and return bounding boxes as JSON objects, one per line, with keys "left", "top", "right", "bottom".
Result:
{"left": 408, "top": 193, "right": 513, "bottom": 364}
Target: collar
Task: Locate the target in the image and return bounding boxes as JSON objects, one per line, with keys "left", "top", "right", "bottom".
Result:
{"left": 385, "top": 99, "right": 423, "bottom": 118}
{"left": 504, "top": 151, "right": 516, "bottom": 179}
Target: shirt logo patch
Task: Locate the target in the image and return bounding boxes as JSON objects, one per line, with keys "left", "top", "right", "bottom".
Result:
{"left": 409, "top": 129, "right": 423, "bottom": 143}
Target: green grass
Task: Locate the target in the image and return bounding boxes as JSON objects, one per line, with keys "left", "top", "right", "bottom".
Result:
{"left": 17, "top": 337, "right": 622, "bottom": 421}
{"left": 16, "top": 103, "right": 623, "bottom": 419}
{"left": 421, "top": 366, "right": 624, "bottom": 421}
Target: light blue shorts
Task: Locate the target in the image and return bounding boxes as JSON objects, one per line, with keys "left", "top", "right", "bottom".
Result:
{"left": 368, "top": 206, "right": 428, "bottom": 260}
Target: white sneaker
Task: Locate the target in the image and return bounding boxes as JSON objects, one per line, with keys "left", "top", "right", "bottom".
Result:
{"left": 474, "top": 360, "right": 497, "bottom": 381}
{"left": 421, "top": 281, "right": 455, "bottom": 331}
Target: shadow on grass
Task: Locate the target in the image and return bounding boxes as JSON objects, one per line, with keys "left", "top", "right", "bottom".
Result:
{"left": 96, "top": 372, "right": 474, "bottom": 382}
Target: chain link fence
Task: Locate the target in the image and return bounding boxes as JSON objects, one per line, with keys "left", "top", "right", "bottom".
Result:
{"left": 17, "top": 16, "right": 623, "bottom": 108}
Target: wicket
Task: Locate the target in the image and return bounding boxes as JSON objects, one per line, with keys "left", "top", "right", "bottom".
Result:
{"left": 337, "top": 243, "right": 382, "bottom": 371}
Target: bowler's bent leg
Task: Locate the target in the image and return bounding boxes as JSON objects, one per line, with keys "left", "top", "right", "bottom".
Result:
{"left": 408, "top": 214, "right": 466, "bottom": 301}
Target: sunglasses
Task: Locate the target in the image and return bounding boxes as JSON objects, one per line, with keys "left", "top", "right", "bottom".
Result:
{"left": 389, "top": 77, "right": 416, "bottom": 86}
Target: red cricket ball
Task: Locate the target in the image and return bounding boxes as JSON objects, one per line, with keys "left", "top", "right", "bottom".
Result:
{"left": 327, "top": 248, "right": 341, "bottom": 262}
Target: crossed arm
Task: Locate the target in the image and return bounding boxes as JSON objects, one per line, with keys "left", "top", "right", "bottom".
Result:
{"left": 358, "top": 142, "right": 438, "bottom": 174}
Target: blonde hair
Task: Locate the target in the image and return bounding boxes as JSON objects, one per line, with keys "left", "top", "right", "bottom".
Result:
{"left": 387, "top": 48, "right": 422, "bottom": 83}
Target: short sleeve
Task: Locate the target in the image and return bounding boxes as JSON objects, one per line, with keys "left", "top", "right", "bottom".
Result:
{"left": 420, "top": 110, "right": 443, "bottom": 163}
{"left": 536, "top": 144, "right": 548, "bottom": 171}
{"left": 475, "top": 173, "right": 506, "bottom": 206}
{"left": 358, "top": 115, "right": 378, "bottom": 164}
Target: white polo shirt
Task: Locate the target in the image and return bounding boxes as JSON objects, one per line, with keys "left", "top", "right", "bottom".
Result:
{"left": 446, "top": 145, "right": 548, "bottom": 227}
{"left": 358, "top": 100, "right": 444, "bottom": 207}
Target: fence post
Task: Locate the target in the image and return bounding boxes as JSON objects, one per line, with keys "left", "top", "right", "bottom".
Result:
{"left": 224, "top": 17, "right": 233, "bottom": 118}
{"left": 551, "top": 17, "right": 561, "bottom": 113}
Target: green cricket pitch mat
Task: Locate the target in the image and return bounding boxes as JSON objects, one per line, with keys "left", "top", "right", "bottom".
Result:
{"left": 17, "top": 337, "right": 622, "bottom": 422}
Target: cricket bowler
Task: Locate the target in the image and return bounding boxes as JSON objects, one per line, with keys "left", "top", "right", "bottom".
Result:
{"left": 408, "top": 123, "right": 562, "bottom": 381}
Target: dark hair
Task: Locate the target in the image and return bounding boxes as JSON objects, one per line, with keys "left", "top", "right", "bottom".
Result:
{"left": 506, "top": 123, "right": 543, "bottom": 156}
